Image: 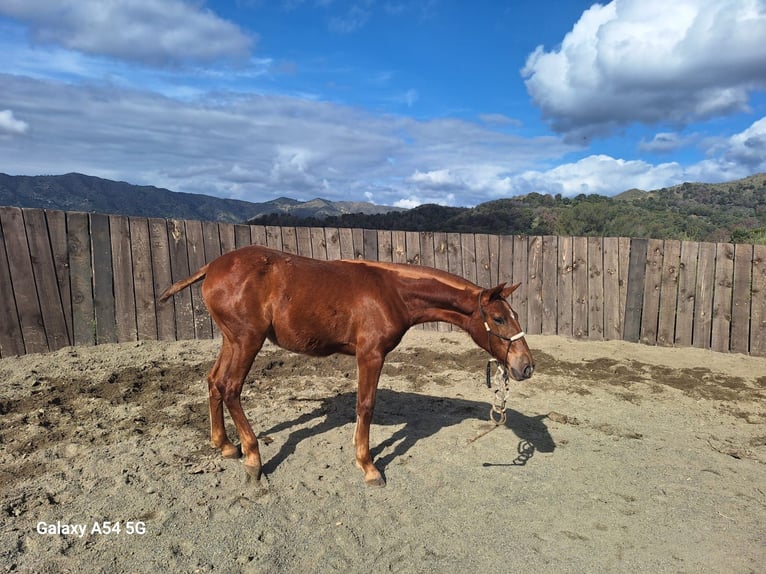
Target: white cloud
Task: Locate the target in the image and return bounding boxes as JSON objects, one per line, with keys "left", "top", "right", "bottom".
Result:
{"left": 522, "top": 0, "right": 766, "bottom": 140}
{"left": 512, "top": 155, "right": 684, "bottom": 197}
{"left": 394, "top": 192, "right": 457, "bottom": 209}
{"left": 725, "top": 116, "right": 766, "bottom": 169}
{"left": 505, "top": 116, "right": 766, "bottom": 196}
{"left": 1, "top": 63, "right": 763, "bottom": 209}
{"left": 0, "top": 109, "right": 28, "bottom": 134}
{"left": 0, "top": 0, "right": 253, "bottom": 66}
{"left": 408, "top": 169, "right": 460, "bottom": 189}
{"left": 479, "top": 113, "right": 523, "bottom": 128}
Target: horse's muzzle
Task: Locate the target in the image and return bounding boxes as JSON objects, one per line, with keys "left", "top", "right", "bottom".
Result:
{"left": 511, "top": 362, "right": 535, "bottom": 381}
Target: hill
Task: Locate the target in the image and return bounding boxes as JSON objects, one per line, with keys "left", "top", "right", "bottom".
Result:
{"left": 254, "top": 173, "right": 766, "bottom": 244}
{"left": 0, "top": 173, "right": 400, "bottom": 223}
{"left": 2, "top": 172, "right": 764, "bottom": 244}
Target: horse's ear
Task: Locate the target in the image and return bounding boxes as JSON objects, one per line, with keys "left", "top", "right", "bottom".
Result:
{"left": 500, "top": 282, "right": 521, "bottom": 299}
{"left": 480, "top": 284, "right": 506, "bottom": 305}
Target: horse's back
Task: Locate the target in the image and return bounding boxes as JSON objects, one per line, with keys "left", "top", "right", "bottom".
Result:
{"left": 201, "top": 245, "right": 408, "bottom": 354}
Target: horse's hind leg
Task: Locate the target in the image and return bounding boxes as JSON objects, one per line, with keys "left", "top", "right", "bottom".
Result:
{"left": 207, "top": 338, "right": 240, "bottom": 459}
{"left": 217, "top": 333, "right": 265, "bottom": 480}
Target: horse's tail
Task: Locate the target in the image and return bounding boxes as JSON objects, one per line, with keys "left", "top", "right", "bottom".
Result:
{"left": 158, "top": 264, "right": 209, "bottom": 302}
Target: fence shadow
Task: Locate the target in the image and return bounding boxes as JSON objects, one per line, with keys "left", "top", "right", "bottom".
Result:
{"left": 259, "top": 388, "right": 555, "bottom": 478}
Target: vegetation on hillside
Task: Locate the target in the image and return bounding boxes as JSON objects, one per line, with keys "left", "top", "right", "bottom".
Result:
{"left": 252, "top": 173, "right": 766, "bottom": 244}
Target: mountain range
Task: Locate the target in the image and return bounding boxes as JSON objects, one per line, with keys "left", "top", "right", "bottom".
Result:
{"left": 1, "top": 171, "right": 765, "bottom": 244}
{"left": 0, "top": 172, "right": 400, "bottom": 223}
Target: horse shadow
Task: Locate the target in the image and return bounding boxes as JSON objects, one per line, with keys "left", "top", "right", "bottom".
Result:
{"left": 259, "top": 389, "right": 555, "bottom": 478}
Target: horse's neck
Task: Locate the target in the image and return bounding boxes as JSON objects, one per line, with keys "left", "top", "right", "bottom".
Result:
{"left": 397, "top": 277, "right": 476, "bottom": 330}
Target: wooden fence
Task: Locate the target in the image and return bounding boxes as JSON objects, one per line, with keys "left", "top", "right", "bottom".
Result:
{"left": 1, "top": 206, "right": 765, "bottom": 358}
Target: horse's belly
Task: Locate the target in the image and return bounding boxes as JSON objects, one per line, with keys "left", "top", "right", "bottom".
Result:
{"left": 266, "top": 323, "right": 356, "bottom": 357}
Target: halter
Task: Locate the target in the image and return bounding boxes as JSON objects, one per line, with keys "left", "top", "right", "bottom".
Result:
{"left": 478, "top": 290, "right": 526, "bottom": 425}
{"left": 477, "top": 290, "right": 526, "bottom": 357}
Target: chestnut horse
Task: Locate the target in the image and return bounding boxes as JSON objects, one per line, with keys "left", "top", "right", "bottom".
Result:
{"left": 159, "top": 244, "right": 534, "bottom": 486}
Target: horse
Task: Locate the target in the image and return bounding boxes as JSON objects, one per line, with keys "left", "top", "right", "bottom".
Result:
{"left": 159, "top": 244, "right": 534, "bottom": 486}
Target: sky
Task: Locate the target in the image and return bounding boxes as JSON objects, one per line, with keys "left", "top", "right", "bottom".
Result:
{"left": 0, "top": 0, "right": 765, "bottom": 208}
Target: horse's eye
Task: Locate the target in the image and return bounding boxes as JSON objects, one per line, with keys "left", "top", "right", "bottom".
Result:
{"left": 492, "top": 317, "right": 505, "bottom": 326}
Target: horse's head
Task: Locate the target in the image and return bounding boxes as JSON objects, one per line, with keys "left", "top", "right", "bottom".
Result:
{"left": 472, "top": 283, "right": 535, "bottom": 381}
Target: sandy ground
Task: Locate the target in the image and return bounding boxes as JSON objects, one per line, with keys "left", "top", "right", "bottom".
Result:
{"left": 1, "top": 329, "right": 765, "bottom": 573}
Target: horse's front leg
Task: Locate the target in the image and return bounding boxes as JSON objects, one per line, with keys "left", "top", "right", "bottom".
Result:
{"left": 354, "top": 353, "right": 385, "bottom": 487}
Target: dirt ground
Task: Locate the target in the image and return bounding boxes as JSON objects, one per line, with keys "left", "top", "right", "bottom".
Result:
{"left": 1, "top": 329, "right": 765, "bottom": 573}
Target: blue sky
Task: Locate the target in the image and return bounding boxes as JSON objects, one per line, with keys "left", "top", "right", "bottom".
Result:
{"left": 1, "top": 1, "right": 765, "bottom": 208}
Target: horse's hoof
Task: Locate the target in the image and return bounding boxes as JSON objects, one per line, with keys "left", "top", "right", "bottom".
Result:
{"left": 364, "top": 475, "right": 386, "bottom": 488}
{"left": 221, "top": 444, "right": 242, "bottom": 459}
{"left": 244, "top": 464, "right": 262, "bottom": 481}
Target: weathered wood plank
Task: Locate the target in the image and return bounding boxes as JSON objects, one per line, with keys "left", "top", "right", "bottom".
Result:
{"left": 556, "top": 236, "right": 573, "bottom": 338}
{"left": 692, "top": 242, "right": 716, "bottom": 349}
{"left": 234, "top": 224, "right": 251, "bottom": 249}
{"left": 405, "top": 231, "right": 421, "bottom": 265}
{"left": 45, "top": 210, "right": 73, "bottom": 344}
{"left": 0, "top": 209, "right": 25, "bottom": 357}
{"left": 433, "top": 232, "right": 449, "bottom": 273}
{"left": 475, "top": 234, "right": 492, "bottom": 288}
{"left": 0, "top": 207, "right": 48, "bottom": 353}
{"left": 391, "top": 230, "right": 407, "bottom": 264}
{"left": 250, "top": 225, "right": 268, "bottom": 247}
{"left": 587, "top": 237, "right": 604, "bottom": 341}
{"left": 166, "top": 219, "right": 194, "bottom": 341}
{"left": 130, "top": 218, "right": 157, "bottom": 341}
{"left": 338, "top": 228, "right": 355, "bottom": 259}
{"left": 526, "top": 236, "right": 543, "bottom": 335}
{"left": 149, "top": 218, "right": 175, "bottom": 341}
{"left": 711, "top": 242, "right": 734, "bottom": 353}
{"left": 511, "top": 236, "right": 528, "bottom": 322}
{"left": 296, "top": 227, "right": 313, "bottom": 257}
{"left": 461, "top": 234, "right": 478, "bottom": 284}
{"left": 572, "top": 236, "right": 588, "bottom": 338}
{"left": 352, "top": 229, "right": 364, "bottom": 259}
{"left": 266, "top": 226, "right": 284, "bottom": 251}
{"left": 325, "top": 228, "right": 342, "bottom": 260}
{"left": 374, "top": 230, "right": 391, "bottom": 262}
{"left": 109, "top": 215, "right": 136, "bottom": 343}
{"left": 90, "top": 213, "right": 116, "bottom": 345}
{"left": 674, "top": 241, "right": 698, "bottom": 347}
{"left": 419, "top": 232, "right": 435, "bottom": 268}
{"left": 23, "top": 208, "right": 70, "bottom": 350}
{"left": 310, "top": 227, "right": 328, "bottom": 260}
{"left": 602, "top": 237, "right": 621, "bottom": 340}
{"left": 640, "top": 239, "right": 664, "bottom": 345}
{"left": 280, "top": 226, "right": 297, "bottom": 254}
{"left": 487, "top": 234, "right": 500, "bottom": 287}
{"left": 750, "top": 244, "right": 766, "bottom": 356}
{"left": 623, "top": 238, "right": 648, "bottom": 343}
{"left": 731, "top": 243, "right": 753, "bottom": 354}
{"left": 617, "top": 238, "right": 630, "bottom": 338}
{"left": 203, "top": 221, "right": 223, "bottom": 338}
{"left": 185, "top": 220, "right": 212, "bottom": 339}
{"left": 446, "top": 233, "right": 463, "bottom": 276}
{"left": 219, "top": 223, "right": 236, "bottom": 254}
{"left": 363, "top": 229, "right": 378, "bottom": 261}
{"left": 657, "top": 240, "right": 681, "bottom": 346}
{"left": 68, "top": 212, "right": 96, "bottom": 347}
{"left": 498, "top": 235, "right": 514, "bottom": 285}
{"left": 202, "top": 221, "right": 223, "bottom": 263}
{"left": 540, "top": 236, "right": 557, "bottom": 335}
